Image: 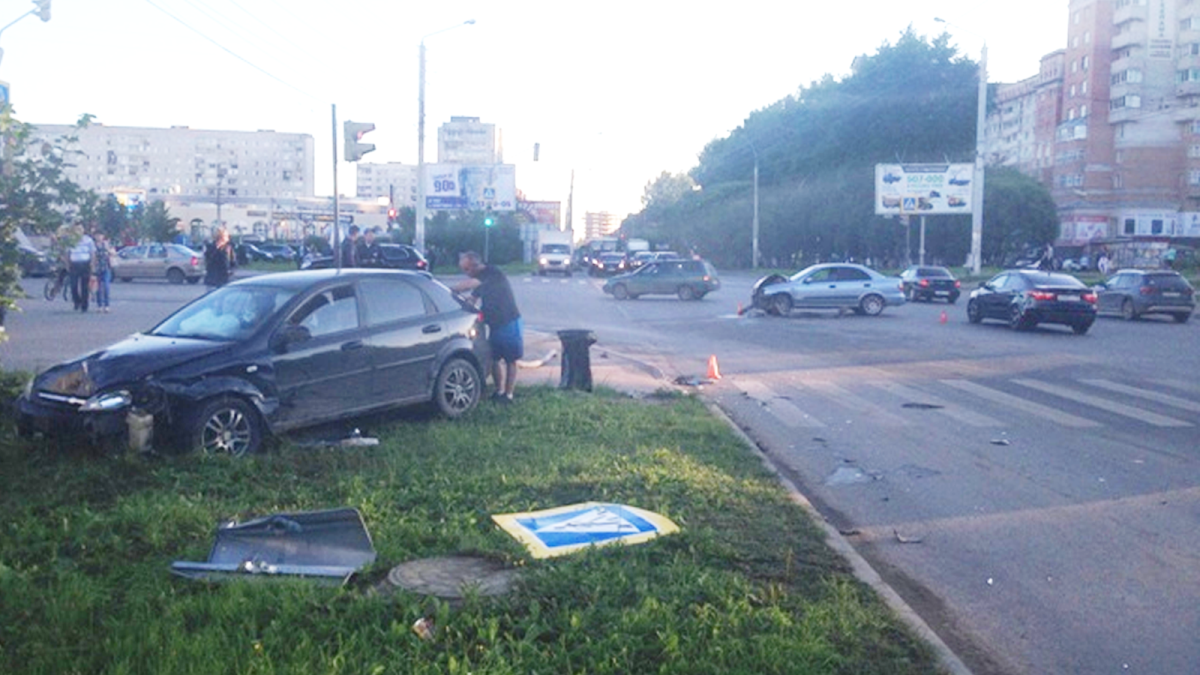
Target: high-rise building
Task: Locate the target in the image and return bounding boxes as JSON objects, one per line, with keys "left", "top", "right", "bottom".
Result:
{"left": 30, "top": 123, "right": 315, "bottom": 200}
{"left": 356, "top": 162, "right": 417, "bottom": 205}
{"left": 583, "top": 211, "right": 621, "bottom": 240}
{"left": 437, "top": 116, "right": 501, "bottom": 164}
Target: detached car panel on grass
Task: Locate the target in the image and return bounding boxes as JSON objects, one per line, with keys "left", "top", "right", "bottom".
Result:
{"left": 751, "top": 263, "right": 906, "bottom": 316}
{"left": 15, "top": 270, "right": 488, "bottom": 457}
{"left": 1093, "top": 269, "right": 1194, "bottom": 323}
{"left": 602, "top": 259, "right": 720, "bottom": 300}
{"left": 966, "top": 270, "right": 1097, "bottom": 334}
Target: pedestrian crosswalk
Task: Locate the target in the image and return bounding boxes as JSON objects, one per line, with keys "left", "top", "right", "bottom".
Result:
{"left": 731, "top": 374, "right": 1198, "bottom": 430}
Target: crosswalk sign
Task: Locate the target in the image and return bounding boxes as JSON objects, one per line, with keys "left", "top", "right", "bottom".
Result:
{"left": 902, "top": 197, "right": 917, "bottom": 212}
{"left": 492, "top": 502, "right": 680, "bottom": 559}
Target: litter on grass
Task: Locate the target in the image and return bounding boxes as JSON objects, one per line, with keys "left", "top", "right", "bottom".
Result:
{"left": 492, "top": 502, "right": 680, "bottom": 559}
{"left": 171, "top": 507, "right": 376, "bottom": 584}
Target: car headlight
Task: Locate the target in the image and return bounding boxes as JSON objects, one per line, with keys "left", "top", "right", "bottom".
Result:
{"left": 22, "top": 377, "right": 34, "bottom": 399}
{"left": 539, "top": 257, "right": 548, "bottom": 265}
{"left": 79, "top": 390, "right": 133, "bottom": 412}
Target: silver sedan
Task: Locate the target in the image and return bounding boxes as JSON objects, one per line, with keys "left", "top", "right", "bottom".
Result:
{"left": 751, "top": 263, "right": 906, "bottom": 316}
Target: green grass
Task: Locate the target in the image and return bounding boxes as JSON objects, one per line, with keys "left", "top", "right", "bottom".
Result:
{"left": 0, "top": 385, "right": 941, "bottom": 674}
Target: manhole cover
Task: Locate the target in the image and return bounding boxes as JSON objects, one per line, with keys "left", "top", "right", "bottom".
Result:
{"left": 387, "top": 555, "right": 520, "bottom": 599}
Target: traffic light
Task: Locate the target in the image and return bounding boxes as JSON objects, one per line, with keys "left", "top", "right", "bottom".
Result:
{"left": 34, "top": 0, "right": 50, "bottom": 21}
{"left": 387, "top": 207, "right": 398, "bottom": 226}
{"left": 343, "top": 121, "right": 375, "bottom": 162}
{"left": 483, "top": 209, "right": 494, "bottom": 227}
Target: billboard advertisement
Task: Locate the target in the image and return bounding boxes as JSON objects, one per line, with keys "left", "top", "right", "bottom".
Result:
{"left": 423, "top": 164, "right": 517, "bottom": 211}
{"left": 516, "top": 201, "right": 561, "bottom": 228}
{"left": 875, "top": 163, "right": 974, "bottom": 215}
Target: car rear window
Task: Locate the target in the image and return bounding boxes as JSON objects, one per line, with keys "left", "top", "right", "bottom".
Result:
{"left": 1143, "top": 273, "right": 1191, "bottom": 290}
{"left": 919, "top": 267, "right": 951, "bottom": 277}
{"left": 1023, "top": 272, "right": 1085, "bottom": 288}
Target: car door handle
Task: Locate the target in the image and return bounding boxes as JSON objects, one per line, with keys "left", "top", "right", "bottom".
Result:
{"left": 341, "top": 340, "right": 364, "bottom": 351}
{"left": 422, "top": 324, "right": 442, "bottom": 334}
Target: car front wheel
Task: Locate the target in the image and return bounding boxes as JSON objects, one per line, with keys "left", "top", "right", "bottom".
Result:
{"left": 770, "top": 293, "right": 792, "bottom": 316}
{"left": 967, "top": 299, "right": 983, "bottom": 323}
{"left": 187, "top": 396, "right": 262, "bottom": 457}
{"left": 612, "top": 284, "right": 629, "bottom": 300}
{"left": 859, "top": 294, "right": 885, "bottom": 316}
{"left": 433, "top": 357, "right": 481, "bottom": 418}
{"left": 1121, "top": 299, "right": 1138, "bottom": 321}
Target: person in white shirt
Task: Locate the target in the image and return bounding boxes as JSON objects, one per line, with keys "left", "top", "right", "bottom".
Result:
{"left": 67, "top": 224, "right": 96, "bottom": 313}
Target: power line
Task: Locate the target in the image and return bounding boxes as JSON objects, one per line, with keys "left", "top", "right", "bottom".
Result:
{"left": 142, "top": 0, "right": 321, "bottom": 104}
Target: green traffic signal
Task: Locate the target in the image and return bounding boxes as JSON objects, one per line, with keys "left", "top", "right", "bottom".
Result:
{"left": 484, "top": 216, "right": 494, "bottom": 227}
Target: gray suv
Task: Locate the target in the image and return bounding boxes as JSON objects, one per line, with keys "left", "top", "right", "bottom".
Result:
{"left": 1094, "top": 270, "right": 1194, "bottom": 323}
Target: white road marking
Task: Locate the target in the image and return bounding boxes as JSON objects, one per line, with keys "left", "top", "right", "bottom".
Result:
{"left": 1011, "top": 379, "right": 1191, "bottom": 428}
{"left": 733, "top": 379, "right": 825, "bottom": 428}
{"left": 869, "top": 380, "right": 1003, "bottom": 427}
{"left": 1080, "top": 379, "right": 1200, "bottom": 413}
{"left": 939, "top": 379, "right": 1101, "bottom": 428}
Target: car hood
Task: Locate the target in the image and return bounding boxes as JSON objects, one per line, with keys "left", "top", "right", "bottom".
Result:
{"left": 34, "top": 333, "right": 230, "bottom": 397}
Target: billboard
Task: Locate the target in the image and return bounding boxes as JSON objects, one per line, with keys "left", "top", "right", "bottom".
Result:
{"left": 424, "top": 164, "right": 516, "bottom": 211}
{"left": 517, "top": 201, "right": 561, "bottom": 228}
{"left": 875, "top": 164, "right": 974, "bottom": 215}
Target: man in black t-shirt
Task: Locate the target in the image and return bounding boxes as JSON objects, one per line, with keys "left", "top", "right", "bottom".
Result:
{"left": 453, "top": 251, "right": 523, "bottom": 402}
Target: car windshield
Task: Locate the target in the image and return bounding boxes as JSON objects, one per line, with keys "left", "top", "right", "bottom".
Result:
{"left": 790, "top": 265, "right": 825, "bottom": 282}
{"left": 152, "top": 285, "right": 298, "bottom": 341}
{"left": 542, "top": 244, "right": 571, "bottom": 254}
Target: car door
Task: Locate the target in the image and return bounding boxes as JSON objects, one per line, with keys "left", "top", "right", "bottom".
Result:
{"left": 978, "top": 273, "right": 1012, "bottom": 319}
{"left": 114, "top": 245, "right": 146, "bottom": 280}
{"left": 269, "top": 282, "right": 372, "bottom": 428}
{"left": 657, "top": 261, "right": 686, "bottom": 295}
{"left": 358, "top": 276, "right": 443, "bottom": 403}
{"left": 831, "top": 267, "right": 872, "bottom": 305}
{"left": 143, "top": 243, "right": 170, "bottom": 280}
{"left": 1102, "top": 273, "right": 1130, "bottom": 312}
{"left": 795, "top": 267, "right": 838, "bottom": 308}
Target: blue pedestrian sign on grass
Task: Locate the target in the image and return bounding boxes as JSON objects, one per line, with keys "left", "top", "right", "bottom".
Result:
{"left": 492, "top": 502, "right": 680, "bottom": 559}
{"left": 0, "top": 81, "right": 10, "bottom": 108}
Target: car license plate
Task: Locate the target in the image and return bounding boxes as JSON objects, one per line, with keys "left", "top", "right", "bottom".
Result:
{"left": 935, "top": 290, "right": 949, "bottom": 295}
{"left": 1058, "top": 294, "right": 1079, "bottom": 302}
{"left": 1164, "top": 291, "right": 1181, "bottom": 297}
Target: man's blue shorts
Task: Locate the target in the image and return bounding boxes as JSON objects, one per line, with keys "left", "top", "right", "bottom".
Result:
{"left": 489, "top": 318, "right": 524, "bottom": 362}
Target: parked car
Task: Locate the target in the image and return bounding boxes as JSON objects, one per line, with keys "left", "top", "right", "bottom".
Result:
{"left": 256, "top": 243, "right": 297, "bottom": 262}
{"left": 1093, "top": 269, "right": 1194, "bottom": 323}
{"left": 18, "top": 244, "right": 53, "bottom": 278}
{"left": 15, "top": 269, "right": 488, "bottom": 456}
{"left": 626, "top": 251, "right": 657, "bottom": 271}
{"left": 603, "top": 259, "right": 720, "bottom": 301}
{"left": 967, "top": 270, "right": 1097, "bottom": 334}
{"left": 237, "top": 242, "right": 274, "bottom": 264}
{"left": 300, "top": 244, "right": 429, "bottom": 272}
{"left": 113, "top": 243, "right": 205, "bottom": 284}
{"left": 899, "top": 265, "right": 961, "bottom": 303}
{"left": 750, "top": 263, "right": 906, "bottom": 316}
{"left": 588, "top": 252, "right": 628, "bottom": 276}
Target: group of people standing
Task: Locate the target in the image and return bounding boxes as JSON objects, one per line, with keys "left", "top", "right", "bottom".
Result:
{"left": 56, "top": 224, "right": 114, "bottom": 313}
{"left": 337, "top": 225, "right": 382, "bottom": 268}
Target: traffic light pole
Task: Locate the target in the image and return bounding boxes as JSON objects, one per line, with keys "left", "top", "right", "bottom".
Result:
{"left": 332, "top": 103, "right": 341, "bottom": 272}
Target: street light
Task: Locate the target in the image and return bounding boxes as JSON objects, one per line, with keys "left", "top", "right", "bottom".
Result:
{"left": 751, "top": 143, "right": 760, "bottom": 269}
{"left": 0, "top": 1, "right": 52, "bottom": 68}
{"left": 416, "top": 19, "right": 475, "bottom": 255}
{"left": 935, "top": 17, "right": 987, "bottom": 275}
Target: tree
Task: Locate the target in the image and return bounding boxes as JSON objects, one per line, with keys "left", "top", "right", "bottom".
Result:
{"left": 981, "top": 167, "right": 1059, "bottom": 264}
{"left": 142, "top": 201, "right": 181, "bottom": 242}
{"left": 0, "top": 109, "right": 95, "bottom": 332}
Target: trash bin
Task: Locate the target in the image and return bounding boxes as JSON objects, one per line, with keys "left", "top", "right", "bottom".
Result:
{"left": 557, "top": 329, "right": 597, "bottom": 391}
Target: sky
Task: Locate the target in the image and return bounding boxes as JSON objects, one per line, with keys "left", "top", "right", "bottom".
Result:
{"left": 1, "top": 0, "right": 1067, "bottom": 228}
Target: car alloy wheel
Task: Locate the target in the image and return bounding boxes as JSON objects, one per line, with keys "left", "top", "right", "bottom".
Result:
{"left": 1071, "top": 321, "right": 1092, "bottom": 335}
{"left": 434, "top": 357, "right": 481, "bottom": 418}
{"left": 191, "top": 397, "right": 261, "bottom": 457}
{"left": 1121, "top": 298, "right": 1138, "bottom": 321}
{"left": 770, "top": 293, "right": 792, "bottom": 316}
{"left": 1173, "top": 312, "right": 1191, "bottom": 324}
{"left": 612, "top": 283, "right": 629, "bottom": 300}
{"left": 1009, "top": 305, "right": 1031, "bottom": 331}
{"left": 167, "top": 268, "right": 186, "bottom": 285}
{"left": 677, "top": 285, "right": 696, "bottom": 301}
{"left": 859, "top": 294, "right": 885, "bottom": 316}
{"left": 967, "top": 299, "right": 982, "bottom": 323}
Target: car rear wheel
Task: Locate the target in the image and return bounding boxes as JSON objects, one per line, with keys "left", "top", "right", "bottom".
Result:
{"left": 770, "top": 293, "right": 792, "bottom": 316}
{"left": 1173, "top": 312, "right": 1191, "bottom": 324}
{"left": 1071, "top": 321, "right": 1092, "bottom": 335}
{"left": 859, "top": 294, "right": 885, "bottom": 316}
{"left": 433, "top": 357, "right": 481, "bottom": 419}
{"left": 967, "top": 299, "right": 983, "bottom": 323}
{"left": 677, "top": 285, "right": 696, "bottom": 301}
{"left": 947, "top": 293, "right": 959, "bottom": 305}
{"left": 1121, "top": 299, "right": 1138, "bottom": 321}
{"left": 188, "top": 396, "right": 261, "bottom": 457}
{"left": 187, "top": 277, "right": 201, "bottom": 285}
{"left": 167, "top": 268, "right": 186, "bottom": 285}
{"left": 1009, "top": 305, "right": 1032, "bottom": 331}
{"left": 612, "top": 283, "right": 629, "bottom": 300}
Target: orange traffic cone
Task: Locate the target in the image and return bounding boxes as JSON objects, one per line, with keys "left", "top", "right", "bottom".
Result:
{"left": 707, "top": 355, "right": 722, "bottom": 380}
{"left": 939, "top": 310, "right": 948, "bottom": 324}
{"left": 737, "top": 302, "right": 744, "bottom": 316}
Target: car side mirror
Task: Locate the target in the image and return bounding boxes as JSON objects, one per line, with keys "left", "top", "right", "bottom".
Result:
{"left": 978, "top": 282, "right": 991, "bottom": 290}
{"left": 1093, "top": 283, "right": 1107, "bottom": 290}
{"left": 271, "top": 324, "right": 311, "bottom": 353}
{"left": 802, "top": 277, "right": 813, "bottom": 285}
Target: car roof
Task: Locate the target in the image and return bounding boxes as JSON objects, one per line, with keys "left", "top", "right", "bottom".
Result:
{"left": 226, "top": 268, "right": 431, "bottom": 290}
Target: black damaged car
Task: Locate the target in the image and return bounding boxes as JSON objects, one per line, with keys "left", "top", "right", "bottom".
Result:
{"left": 15, "top": 269, "right": 488, "bottom": 456}
{"left": 967, "top": 269, "right": 1097, "bottom": 334}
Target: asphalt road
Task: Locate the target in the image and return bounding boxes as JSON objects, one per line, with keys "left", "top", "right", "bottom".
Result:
{"left": 3, "top": 268, "right": 1198, "bottom": 674}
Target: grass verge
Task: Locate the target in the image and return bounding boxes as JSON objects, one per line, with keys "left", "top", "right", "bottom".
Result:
{"left": 0, "top": 385, "right": 941, "bottom": 674}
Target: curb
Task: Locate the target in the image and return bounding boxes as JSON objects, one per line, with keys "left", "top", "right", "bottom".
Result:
{"left": 705, "top": 400, "right": 974, "bottom": 675}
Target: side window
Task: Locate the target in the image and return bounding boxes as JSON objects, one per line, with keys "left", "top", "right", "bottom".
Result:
{"left": 837, "top": 268, "right": 870, "bottom": 281}
{"left": 148, "top": 244, "right": 167, "bottom": 259}
{"left": 807, "top": 269, "right": 834, "bottom": 283}
{"left": 360, "top": 278, "right": 427, "bottom": 325}
{"left": 288, "top": 285, "right": 359, "bottom": 338}
{"left": 989, "top": 274, "right": 1009, "bottom": 290}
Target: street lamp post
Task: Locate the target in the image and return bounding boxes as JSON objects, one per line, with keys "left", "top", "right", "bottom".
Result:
{"left": 751, "top": 144, "right": 760, "bottom": 269}
{"left": 416, "top": 19, "right": 475, "bottom": 255}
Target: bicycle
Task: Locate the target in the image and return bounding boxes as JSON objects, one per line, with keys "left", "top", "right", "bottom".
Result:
{"left": 43, "top": 268, "right": 70, "bottom": 302}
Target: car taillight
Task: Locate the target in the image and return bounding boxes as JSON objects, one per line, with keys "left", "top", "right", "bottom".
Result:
{"left": 954, "top": 280, "right": 961, "bottom": 288}
{"left": 1082, "top": 292, "right": 1097, "bottom": 304}
{"left": 1140, "top": 286, "right": 1154, "bottom": 295}
{"left": 417, "top": 260, "right": 427, "bottom": 269}
{"left": 1028, "top": 290, "right": 1056, "bottom": 301}
{"left": 919, "top": 279, "right": 930, "bottom": 288}
{"left": 190, "top": 256, "right": 199, "bottom": 267}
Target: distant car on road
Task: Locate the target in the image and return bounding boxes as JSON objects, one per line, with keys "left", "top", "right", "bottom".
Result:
{"left": 589, "top": 252, "right": 628, "bottom": 277}
{"left": 300, "top": 244, "right": 429, "bottom": 272}
{"left": 967, "top": 270, "right": 1097, "bottom": 334}
{"left": 1093, "top": 269, "right": 1194, "bottom": 323}
{"left": 15, "top": 269, "right": 488, "bottom": 457}
{"left": 750, "top": 263, "right": 906, "bottom": 317}
{"left": 256, "top": 243, "right": 297, "bottom": 261}
{"left": 18, "top": 245, "right": 53, "bottom": 278}
{"left": 603, "top": 259, "right": 720, "bottom": 301}
{"left": 113, "top": 243, "right": 205, "bottom": 284}
{"left": 899, "top": 265, "right": 961, "bottom": 303}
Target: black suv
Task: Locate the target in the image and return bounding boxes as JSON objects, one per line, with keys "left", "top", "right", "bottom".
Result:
{"left": 301, "top": 244, "right": 429, "bottom": 272}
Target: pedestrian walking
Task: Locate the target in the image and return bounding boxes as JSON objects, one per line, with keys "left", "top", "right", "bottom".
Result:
{"left": 203, "top": 227, "right": 236, "bottom": 288}
{"left": 339, "top": 225, "right": 361, "bottom": 267}
{"left": 67, "top": 224, "right": 96, "bottom": 313}
{"left": 453, "top": 251, "right": 523, "bottom": 403}
{"left": 93, "top": 233, "right": 114, "bottom": 312}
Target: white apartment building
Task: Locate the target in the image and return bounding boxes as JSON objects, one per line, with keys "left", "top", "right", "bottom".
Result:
{"left": 583, "top": 211, "right": 621, "bottom": 240}
{"left": 356, "top": 162, "right": 417, "bottom": 205}
{"left": 438, "top": 116, "right": 502, "bottom": 164}
{"left": 30, "top": 123, "right": 315, "bottom": 200}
